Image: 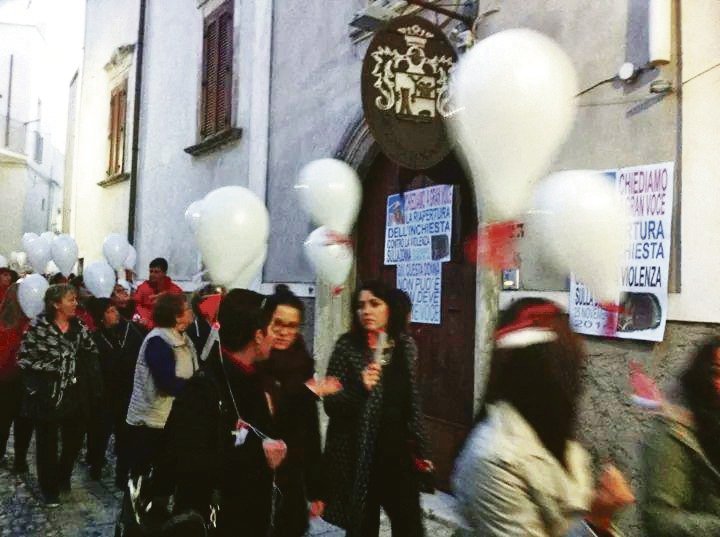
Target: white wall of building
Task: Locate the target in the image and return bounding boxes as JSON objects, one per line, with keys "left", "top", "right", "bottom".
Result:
{"left": 69, "top": 0, "right": 139, "bottom": 263}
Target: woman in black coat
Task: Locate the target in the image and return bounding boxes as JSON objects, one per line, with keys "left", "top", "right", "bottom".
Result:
{"left": 87, "top": 298, "right": 145, "bottom": 488}
{"left": 258, "top": 285, "right": 338, "bottom": 536}
{"left": 322, "top": 281, "right": 432, "bottom": 537}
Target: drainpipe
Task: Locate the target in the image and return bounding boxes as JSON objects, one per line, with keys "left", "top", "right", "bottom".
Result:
{"left": 4, "top": 55, "right": 13, "bottom": 148}
{"left": 127, "top": 0, "right": 147, "bottom": 244}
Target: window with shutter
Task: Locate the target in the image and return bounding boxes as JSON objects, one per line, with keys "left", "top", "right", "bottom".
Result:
{"left": 107, "top": 80, "right": 128, "bottom": 177}
{"left": 201, "top": 0, "right": 234, "bottom": 140}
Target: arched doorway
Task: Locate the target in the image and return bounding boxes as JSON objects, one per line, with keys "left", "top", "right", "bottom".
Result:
{"left": 355, "top": 150, "right": 477, "bottom": 489}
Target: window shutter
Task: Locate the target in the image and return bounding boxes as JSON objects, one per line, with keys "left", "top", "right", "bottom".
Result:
{"left": 117, "top": 82, "right": 128, "bottom": 174}
{"left": 217, "top": 11, "right": 233, "bottom": 131}
{"left": 202, "top": 18, "right": 220, "bottom": 137}
{"left": 108, "top": 90, "right": 117, "bottom": 174}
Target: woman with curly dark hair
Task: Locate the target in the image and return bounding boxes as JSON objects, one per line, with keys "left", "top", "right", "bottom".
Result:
{"left": 322, "top": 280, "right": 431, "bottom": 537}
{"left": 641, "top": 338, "right": 720, "bottom": 535}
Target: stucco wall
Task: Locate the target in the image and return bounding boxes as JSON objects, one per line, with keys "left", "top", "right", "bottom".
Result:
{"left": 264, "top": 0, "right": 366, "bottom": 283}
{"left": 70, "top": 0, "right": 139, "bottom": 264}
{"left": 0, "top": 159, "right": 26, "bottom": 255}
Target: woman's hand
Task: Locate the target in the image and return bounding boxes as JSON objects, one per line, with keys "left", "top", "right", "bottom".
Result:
{"left": 587, "top": 464, "right": 635, "bottom": 530}
{"left": 362, "top": 362, "right": 382, "bottom": 391}
{"left": 262, "top": 439, "right": 287, "bottom": 470}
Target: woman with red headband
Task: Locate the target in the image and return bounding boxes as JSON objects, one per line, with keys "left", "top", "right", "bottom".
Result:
{"left": 453, "top": 298, "right": 634, "bottom": 536}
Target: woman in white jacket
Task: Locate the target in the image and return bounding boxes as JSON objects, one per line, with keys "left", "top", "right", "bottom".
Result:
{"left": 453, "top": 298, "right": 634, "bottom": 536}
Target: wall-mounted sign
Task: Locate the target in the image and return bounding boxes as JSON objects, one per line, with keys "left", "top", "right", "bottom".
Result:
{"left": 361, "top": 16, "right": 456, "bottom": 170}
{"left": 569, "top": 162, "right": 674, "bottom": 342}
{"left": 385, "top": 184, "right": 454, "bottom": 324}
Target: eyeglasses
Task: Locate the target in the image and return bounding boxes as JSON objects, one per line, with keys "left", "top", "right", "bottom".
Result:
{"left": 271, "top": 320, "right": 301, "bottom": 333}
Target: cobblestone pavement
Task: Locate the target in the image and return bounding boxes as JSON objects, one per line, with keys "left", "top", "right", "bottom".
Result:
{"left": 0, "top": 437, "right": 453, "bottom": 537}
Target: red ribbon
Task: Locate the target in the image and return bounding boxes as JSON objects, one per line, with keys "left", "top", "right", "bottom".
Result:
{"left": 599, "top": 302, "right": 623, "bottom": 337}
{"left": 324, "top": 231, "right": 354, "bottom": 248}
{"left": 466, "top": 221, "right": 520, "bottom": 270}
{"left": 494, "top": 303, "right": 560, "bottom": 341}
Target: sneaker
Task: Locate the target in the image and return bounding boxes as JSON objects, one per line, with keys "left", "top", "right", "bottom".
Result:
{"left": 44, "top": 494, "right": 60, "bottom": 508}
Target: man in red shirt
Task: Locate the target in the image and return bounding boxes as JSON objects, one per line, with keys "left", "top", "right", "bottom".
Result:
{"left": 134, "top": 258, "right": 183, "bottom": 328}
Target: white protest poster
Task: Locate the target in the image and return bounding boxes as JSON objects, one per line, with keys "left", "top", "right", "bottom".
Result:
{"left": 384, "top": 185, "right": 453, "bottom": 325}
{"left": 569, "top": 162, "right": 674, "bottom": 342}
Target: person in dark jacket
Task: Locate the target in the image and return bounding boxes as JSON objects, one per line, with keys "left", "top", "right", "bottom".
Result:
{"left": 18, "top": 284, "right": 102, "bottom": 506}
{"left": 111, "top": 281, "right": 137, "bottom": 322}
{"left": 186, "top": 284, "right": 216, "bottom": 358}
{"left": 87, "top": 298, "right": 145, "bottom": 487}
{"left": 164, "top": 289, "right": 287, "bottom": 536}
{"left": 258, "top": 285, "right": 339, "bottom": 536}
{"left": 322, "top": 281, "right": 431, "bottom": 537}
{"left": 0, "top": 283, "right": 33, "bottom": 473}
{"left": 641, "top": 337, "right": 720, "bottom": 535}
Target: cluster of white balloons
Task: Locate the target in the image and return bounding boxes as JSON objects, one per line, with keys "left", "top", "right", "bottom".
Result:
{"left": 85, "top": 233, "right": 137, "bottom": 299}
{"left": 297, "top": 159, "right": 361, "bottom": 288}
{"left": 185, "top": 186, "right": 269, "bottom": 289}
{"left": 451, "top": 29, "right": 630, "bottom": 304}
{"left": 21, "top": 232, "right": 79, "bottom": 276}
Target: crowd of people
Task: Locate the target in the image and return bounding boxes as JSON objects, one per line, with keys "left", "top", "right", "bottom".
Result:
{"left": 1, "top": 259, "right": 719, "bottom": 536}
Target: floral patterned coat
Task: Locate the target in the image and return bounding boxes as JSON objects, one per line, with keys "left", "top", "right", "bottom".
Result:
{"left": 322, "top": 332, "right": 428, "bottom": 535}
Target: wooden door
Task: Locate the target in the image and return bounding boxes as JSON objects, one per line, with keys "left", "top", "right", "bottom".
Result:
{"left": 356, "top": 152, "right": 477, "bottom": 490}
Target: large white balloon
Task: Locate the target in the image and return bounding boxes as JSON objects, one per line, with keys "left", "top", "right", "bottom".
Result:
{"left": 51, "top": 234, "right": 78, "bottom": 276}
{"left": 21, "top": 232, "right": 38, "bottom": 251}
{"left": 40, "top": 231, "right": 55, "bottom": 244}
{"left": 84, "top": 260, "right": 116, "bottom": 298}
{"left": 228, "top": 245, "right": 267, "bottom": 290}
{"left": 18, "top": 274, "right": 49, "bottom": 318}
{"left": 451, "top": 28, "right": 578, "bottom": 221}
{"left": 103, "top": 233, "right": 130, "bottom": 270}
{"left": 196, "top": 186, "right": 269, "bottom": 287}
{"left": 528, "top": 170, "right": 630, "bottom": 303}
{"left": 0, "top": 254, "right": 6, "bottom": 268}
{"left": 124, "top": 245, "right": 137, "bottom": 270}
{"left": 296, "top": 158, "right": 362, "bottom": 234}
{"left": 184, "top": 200, "right": 205, "bottom": 233}
{"left": 26, "top": 236, "right": 52, "bottom": 274}
{"left": 12, "top": 251, "right": 27, "bottom": 271}
{"left": 304, "top": 227, "right": 354, "bottom": 287}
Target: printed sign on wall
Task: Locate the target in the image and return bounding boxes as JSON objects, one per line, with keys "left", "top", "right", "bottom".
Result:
{"left": 569, "top": 162, "right": 674, "bottom": 342}
{"left": 385, "top": 184, "right": 453, "bottom": 324}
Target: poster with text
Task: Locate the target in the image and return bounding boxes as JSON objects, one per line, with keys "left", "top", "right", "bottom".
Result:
{"left": 569, "top": 162, "right": 674, "bottom": 342}
{"left": 385, "top": 185, "right": 453, "bottom": 324}
{"left": 384, "top": 185, "right": 453, "bottom": 264}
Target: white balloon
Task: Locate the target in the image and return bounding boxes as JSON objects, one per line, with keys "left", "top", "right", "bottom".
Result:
{"left": 0, "top": 254, "right": 6, "bottom": 268}
{"left": 45, "top": 260, "right": 60, "bottom": 275}
{"left": 40, "top": 231, "right": 55, "bottom": 243}
{"left": 18, "top": 273, "right": 49, "bottom": 318}
{"left": 451, "top": 28, "right": 578, "bottom": 221}
{"left": 51, "top": 234, "right": 78, "bottom": 276}
{"left": 184, "top": 200, "right": 205, "bottom": 233}
{"left": 13, "top": 251, "right": 27, "bottom": 270}
{"left": 103, "top": 233, "right": 130, "bottom": 270}
{"left": 124, "top": 245, "right": 137, "bottom": 270}
{"left": 304, "top": 227, "right": 354, "bottom": 287}
{"left": 296, "top": 158, "right": 362, "bottom": 234}
{"left": 196, "top": 186, "right": 269, "bottom": 287}
{"left": 227, "top": 245, "right": 267, "bottom": 290}
{"left": 528, "top": 170, "right": 630, "bottom": 303}
{"left": 26, "top": 236, "right": 52, "bottom": 274}
{"left": 21, "top": 232, "right": 38, "bottom": 251}
{"left": 84, "top": 260, "right": 116, "bottom": 298}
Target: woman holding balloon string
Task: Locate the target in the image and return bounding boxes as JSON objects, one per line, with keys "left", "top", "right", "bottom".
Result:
{"left": 18, "top": 284, "right": 103, "bottom": 506}
{"left": 258, "top": 284, "right": 341, "bottom": 536}
{"left": 0, "top": 283, "right": 33, "bottom": 473}
{"left": 322, "top": 280, "right": 431, "bottom": 537}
